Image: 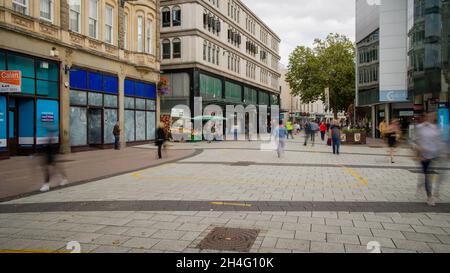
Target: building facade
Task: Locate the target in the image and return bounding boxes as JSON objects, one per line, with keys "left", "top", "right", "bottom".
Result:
{"left": 408, "top": 0, "right": 450, "bottom": 126}
{"left": 356, "top": 0, "right": 413, "bottom": 138}
{"left": 0, "top": 0, "right": 160, "bottom": 159}
{"left": 159, "top": 0, "right": 281, "bottom": 137}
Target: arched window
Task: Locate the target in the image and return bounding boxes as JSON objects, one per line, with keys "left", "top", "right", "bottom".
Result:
{"left": 146, "top": 19, "right": 153, "bottom": 54}
{"left": 172, "top": 6, "right": 181, "bottom": 26}
{"left": 172, "top": 38, "right": 181, "bottom": 58}
{"left": 162, "top": 7, "right": 170, "bottom": 27}
{"left": 137, "top": 16, "right": 144, "bottom": 52}
{"left": 162, "top": 39, "right": 171, "bottom": 59}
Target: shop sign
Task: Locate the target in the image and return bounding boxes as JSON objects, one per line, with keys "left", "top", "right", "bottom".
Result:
{"left": 171, "top": 108, "right": 184, "bottom": 118}
{"left": 399, "top": 111, "right": 414, "bottom": 117}
{"left": 0, "top": 71, "right": 21, "bottom": 93}
{"left": 380, "top": 90, "right": 408, "bottom": 102}
{"left": 41, "top": 112, "right": 55, "bottom": 122}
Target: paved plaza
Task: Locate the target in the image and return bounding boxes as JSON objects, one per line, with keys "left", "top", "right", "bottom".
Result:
{"left": 1, "top": 138, "right": 450, "bottom": 253}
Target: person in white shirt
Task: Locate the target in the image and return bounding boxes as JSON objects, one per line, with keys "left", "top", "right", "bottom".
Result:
{"left": 415, "top": 112, "right": 444, "bottom": 206}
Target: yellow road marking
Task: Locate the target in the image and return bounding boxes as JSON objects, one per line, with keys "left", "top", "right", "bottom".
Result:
{"left": 210, "top": 202, "right": 252, "bottom": 207}
{"left": 339, "top": 165, "right": 369, "bottom": 187}
{"left": 0, "top": 249, "right": 75, "bottom": 253}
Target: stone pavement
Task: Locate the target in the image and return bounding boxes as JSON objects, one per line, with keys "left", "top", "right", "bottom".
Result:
{"left": 0, "top": 147, "right": 196, "bottom": 201}
{"left": 0, "top": 138, "right": 450, "bottom": 253}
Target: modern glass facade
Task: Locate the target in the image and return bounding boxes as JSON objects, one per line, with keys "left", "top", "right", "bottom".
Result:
{"left": 409, "top": 0, "right": 450, "bottom": 112}
{"left": 0, "top": 49, "right": 60, "bottom": 156}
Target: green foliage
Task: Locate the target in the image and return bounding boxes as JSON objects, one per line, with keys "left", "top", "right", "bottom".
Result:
{"left": 286, "top": 33, "right": 356, "bottom": 115}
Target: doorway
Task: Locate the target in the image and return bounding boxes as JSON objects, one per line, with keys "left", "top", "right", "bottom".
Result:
{"left": 88, "top": 108, "right": 103, "bottom": 147}
{"left": 8, "top": 99, "right": 18, "bottom": 156}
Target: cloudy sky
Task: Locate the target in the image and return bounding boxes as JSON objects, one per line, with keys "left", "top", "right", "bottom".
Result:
{"left": 241, "top": 0, "right": 356, "bottom": 66}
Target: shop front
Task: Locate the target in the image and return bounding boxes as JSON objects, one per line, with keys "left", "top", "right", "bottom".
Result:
{"left": 0, "top": 49, "right": 60, "bottom": 158}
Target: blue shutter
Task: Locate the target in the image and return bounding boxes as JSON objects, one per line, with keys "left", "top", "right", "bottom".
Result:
{"left": 147, "top": 83, "right": 157, "bottom": 99}
{"left": 103, "top": 75, "right": 118, "bottom": 94}
{"left": 88, "top": 72, "right": 103, "bottom": 92}
{"left": 124, "top": 79, "right": 135, "bottom": 96}
{"left": 135, "top": 82, "right": 146, "bottom": 97}
{"left": 69, "top": 69, "right": 87, "bottom": 89}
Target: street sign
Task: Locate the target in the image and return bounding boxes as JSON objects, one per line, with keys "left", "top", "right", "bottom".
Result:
{"left": 0, "top": 71, "right": 21, "bottom": 93}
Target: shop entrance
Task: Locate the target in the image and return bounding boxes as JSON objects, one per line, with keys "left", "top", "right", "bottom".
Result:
{"left": 8, "top": 97, "right": 35, "bottom": 156}
{"left": 8, "top": 100, "right": 18, "bottom": 156}
{"left": 88, "top": 108, "right": 103, "bottom": 147}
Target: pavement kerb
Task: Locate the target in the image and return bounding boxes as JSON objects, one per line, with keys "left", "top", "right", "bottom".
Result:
{"left": 0, "top": 149, "right": 204, "bottom": 203}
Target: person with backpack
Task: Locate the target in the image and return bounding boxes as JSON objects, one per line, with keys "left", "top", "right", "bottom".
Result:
{"left": 330, "top": 120, "right": 342, "bottom": 155}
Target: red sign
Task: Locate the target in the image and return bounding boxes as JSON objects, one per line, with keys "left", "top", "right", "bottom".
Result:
{"left": 0, "top": 71, "right": 21, "bottom": 93}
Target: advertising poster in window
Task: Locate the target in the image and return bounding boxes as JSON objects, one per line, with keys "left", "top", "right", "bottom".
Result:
{"left": 36, "top": 99, "right": 59, "bottom": 145}
{"left": 0, "top": 71, "right": 21, "bottom": 93}
{"left": 0, "top": 96, "right": 6, "bottom": 149}
{"left": 438, "top": 104, "right": 449, "bottom": 141}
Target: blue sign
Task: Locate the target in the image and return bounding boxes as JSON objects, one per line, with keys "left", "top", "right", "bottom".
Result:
{"left": 36, "top": 99, "right": 59, "bottom": 145}
{"left": 438, "top": 106, "right": 449, "bottom": 141}
{"left": 380, "top": 90, "right": 408, "bottom": 102}
{"left": 0, "top": 96, "right": 6, "bottom": 150}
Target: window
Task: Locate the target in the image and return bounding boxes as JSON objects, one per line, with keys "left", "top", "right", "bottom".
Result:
{"left": 88, "top": 0, "right": 98, "bottom": 38}
{"left": 105, "top": 5, "right": 113, "bottom": 44}
{"left": 69, "top": 0, "right": 81, "bottom": 33}
{"left": 137, "top": 16, "right": 143, "bottom": 52}
{"left": 203, "top": 41, "right": 207, "bottom": 61}
{"left": 162, "top": 7, "right": 170, "bottom": 27}
{"left": 13, "top": 0, "right": 28, "bottom": 15}
{"left": 124, "top": 13, "right": 128, "bottom": 49}
{"left": 146, "top": 19, "right": 152, "bottom": 54}
{"left": 40, "top": 0, "right": 53, "bottom": 22}
{"left": 162, "top": 39, "right": 171, "bottom": 59}
{"left": 172, "top": 38, "right": 181, "bottom": 58}
{"left": 172, "top": 6, "right": 181, "bottom": 26}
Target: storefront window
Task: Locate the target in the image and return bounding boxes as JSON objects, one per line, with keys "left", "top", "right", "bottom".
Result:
{"left": 225, "top": 81, "right": 242, "bottom": 103}
{"left": 124, "top": 78, "right": 157, "bottom": 142}
{"left": 0, "top": 52, "right": 5, "bottom": 70}
{"left": 0, "top": 96, "right": 6, "bottom": 151}
{"left": 200, "top": 73, "right": 222, "bottom": 99}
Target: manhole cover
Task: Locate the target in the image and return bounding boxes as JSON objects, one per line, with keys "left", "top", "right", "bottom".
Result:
{"left": 197, "top": 227, "right": 259, "bottom": 252}
{"left": 230, "top": 161, "right": 255, "bottom": 166}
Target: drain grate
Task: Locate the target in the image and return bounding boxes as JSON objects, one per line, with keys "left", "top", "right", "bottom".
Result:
{"left": 197, "top": 227, "right": 259, "bottom": 252}
{"left": 230, "top": 161, "right": 255, "bottom": 167}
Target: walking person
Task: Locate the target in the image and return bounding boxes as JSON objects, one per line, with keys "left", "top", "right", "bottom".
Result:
{"left": 385, "top": 119, "right": 401, "bottom": 163}
{"left": 113, "top": 121, "right": 121, "bottom": 150}
{"left": 379, "top": 119, "right": 387, "bottom": 140}
{"left": 320, "top": 121, "right": 327, "bottom": 143}
{"left": 40, "top": 137, "right": 68, "bottom": 192}
{"left": 414, "top": 113, "right": 443, "bottom": 206}
{"left": 275, "top": 120, "right": 288, "bottom": 158}
{"left": 156, "top": 125, "right": 166, "bottom": 159}
{"left": 330, "top": 120, "right": 341, "bottom": 155}
{"left": 286, "top": 120, "right": 294, "bottom": 139}
{"left": 304, "top": 120, "right": 311, "bottom": 146}
{"left": 310, "top": 120, "right": 319, "bottom": 146}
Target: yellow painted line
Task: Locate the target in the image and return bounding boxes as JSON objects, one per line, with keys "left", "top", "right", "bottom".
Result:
{"left": 210, "top": 202, "right": 252, "bottom": 207}
{"left": 339, "top": 165, "right": 369, "bottom": 187}
{"left": 0, "top": 249, "right": 75, "bottom": 253}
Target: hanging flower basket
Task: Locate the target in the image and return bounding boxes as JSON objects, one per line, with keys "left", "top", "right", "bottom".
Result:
{"left": 157, "top": 77, "right": 170, "bottom": 96}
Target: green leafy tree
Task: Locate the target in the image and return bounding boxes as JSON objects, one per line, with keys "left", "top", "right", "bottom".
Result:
{"left": 286, "top": 33, "right": 355, "bottom": 118}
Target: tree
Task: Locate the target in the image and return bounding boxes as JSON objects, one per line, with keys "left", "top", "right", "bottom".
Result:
{"left": 286, "top": 33, "right": 355, "bottom": 118}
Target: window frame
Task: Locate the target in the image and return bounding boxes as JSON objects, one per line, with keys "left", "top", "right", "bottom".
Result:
{"left": 146, "top": 18, "right": 153, "bottom": 54}
{"left": 69, "top": 0, "right": 81, "bottom": 33}
{"left": 88, "top": 0, "right": 99, "bottom": 39}
{"left": 104, "top": 4, "right": 114, "bottom": 45}
{"left": 172, "top": 6, "right": 181, "bottom": 27}
{"left": 40, "top": 0, "right": 54, "bottom": 23}
{"left": 162, "top": 39, "right": 171, "bottom": 59}
{"left": 12, "top": 0, "right": 29, "bottom": 15}
{"left": 172, "top": 38, "right": 181, "bottom": 59}
{"left": 137, "top": 16, "right": 144, "bottom": 52}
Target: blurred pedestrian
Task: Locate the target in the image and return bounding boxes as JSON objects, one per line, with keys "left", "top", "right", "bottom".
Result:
{"left": 385, "top": 119, "right": 401, "bottom": 163}
{"left": 379, "top": 119, "right": 387, "bottom": 140}
{"left": 156, "top": 125, "right": 166, "bottom": 159}
{"left": 330, "top": 120, "right": 341, "bottom": 155}
{"left": 320, "top": 121, "right": 327, "bottom": 142}
{"left": 304, "top": 120, "right": 311, "bottom": 146}
{"left": 414, "top": 113, "right": 443, "bottom": 206}
{"left": 113, "top": 121, "right": 120, "bottom": 150}
{"left": 275, "top": 120, "right": 288, "bottom": 158}
{"left": 286, "top": 120, "right": 294, "bottom": 139}
{"left": 310, "top": 120, "right": 319, "bottom": 146}
{"left": 40, "top": 137, "right": 68, "bottom": 192}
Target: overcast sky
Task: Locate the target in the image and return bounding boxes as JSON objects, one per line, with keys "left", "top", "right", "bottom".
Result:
{"left": 241, "top": 0, "right": 356, "bottom": 66}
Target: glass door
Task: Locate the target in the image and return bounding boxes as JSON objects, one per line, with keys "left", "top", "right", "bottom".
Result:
{"left": 88, "top": 108, "right": 103, "bottom": 146}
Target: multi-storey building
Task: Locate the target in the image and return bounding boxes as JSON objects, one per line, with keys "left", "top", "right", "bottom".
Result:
{"left": 0, "top": 0, "right": 160, "bottom": 159}
{"left": 356, "top": 0, "right": 413, "bottom": 138}
{"left": 159, "top": 0, "right": 281, "bottom": 135}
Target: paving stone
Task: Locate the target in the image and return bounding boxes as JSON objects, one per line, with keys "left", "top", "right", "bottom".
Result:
{"left": 364, "top": 215, "right": 394, "bottom": 223}
{"left": 371, "top": 229, "right": 406, "bottom": 240}
{"left": 381, "top": 248, "right": 417, "bottom": 253}
{"left": 402, "top": 232, "right": 440, "bottom": 243}
{"left": 276, "top": 239, "right": 310, "bottom": 252}
{"left": 151, "top": 230, "right": 186, "bottom": 240}
{"left": 122, "top": 238, "right": 160, "bottom": 249}
{"left": 177, "top": 223, "right": 209, "bottom": 232}
{"left": 312, "top": 212, "right": 338, "bottom": 219}
{"left": 67, "top": 233, "right": 103, "bottom": 244}
{"left": 353, "top": 220, "right": 383, "bottom": 229}
{"left": 381, "top": 223, "right": 415, "bottom": 232}
{"left": 152, "top": 240, "right": 191, "bottom": 252}
{"left": 310, "top": 242, "right": 345, "bottom": 253}
{"left": 294, "top": 231, "right": 326, "bottom": 242}
{"left": 344, "top": 244, "right": 370, "bottom": 253}
{"left": 419, "top": 219, "right": 450, "bottom": 228}
{"left": 91, "top": 235, "right": 132, "bottom": 246}
{"left": 92, "top": 245, "right": 131, "bottom": 253}
{"left": 281, "top": 223, "right": 311, "bottom": 232}
{"left": 325, "top": 219, "right": 354, "bottom": 227}
{"left": 391, "top": 217, "right": 423, "bottom": 225}
{"left": 392, "top": 239, "right": 434, "bottom": 253}
{"left": 326, "top": 234, "right": 360, "bottom": 245}
{"left": 96, "top": 226, "right": 130, "bottom": 236}
{"left": 358, "top": 236, "right": 396, "bottom": 249}
{"left": 261, "top": 237, "right": 278, "bottom": 248}
{"left": 411, "top": 225, "right": 447, "bottom": 235}
{"left": 123, "top": 228, "right": 158, "bottom": 238}
{"left": 427, "top": 243, "right": 450, "bottom": 253}
{"left": 125, "top": 220, "right": 157, "bottom": 228}
{"left": 174, "top": 216, "right": 205, "bottom": 224}
{"left": 271, "top": 215, "right": 299, "bottom": 223}
{"left": 311, "top": 224, "right": 341, "bottom": 234}
{"left": 341, "top": 227, "right": 373, "bottom": 237}
{"left": 436, "top": 234, "right": 450, "bottom": 244}
{"left": 265, "top": 230, "right": 295, "bottom": 239}
{"left": 298, "top": 217, "right": 325, "bottom": 225}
